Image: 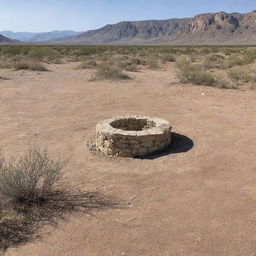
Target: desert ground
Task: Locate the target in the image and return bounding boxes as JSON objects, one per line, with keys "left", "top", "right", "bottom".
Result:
{"left": 0, "top": 52, "right": 256, "bottom": 256}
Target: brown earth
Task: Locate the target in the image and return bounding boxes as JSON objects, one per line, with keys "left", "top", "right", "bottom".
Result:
{"left": 0, "top": 63, "right": 256, "bottom": 256}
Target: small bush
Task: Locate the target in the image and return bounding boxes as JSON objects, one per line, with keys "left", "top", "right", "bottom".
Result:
{"left": 0, "top": 149, "right": 66, "bottom": 204}
{"left": 225, "top": 54, "right": 245, "bottom": 68}
{"left": 160, "top": 54, "right": 176, "bottom": 63}
{"left": 241, "top": 50, "right": 256, "bottom": 65}
{"left": 14, "top": 61, "right": 29, "bottom": 70}
{"left": 228, "top": 67, "right": 252, "bottom": 82}
{"left": 203, "top": 54, "right": 225, "bottom": 69}
{"left": 176, "top": 58, "right": 215, "bottom": 86}
{"left": 15, "top": 59, "right": 48, "bottom": 71}
{"left": 130, "top": 57, "right": 147, "bottom": 66}
{"left": 94, "top": 62, "right": 130, "bottom": 80}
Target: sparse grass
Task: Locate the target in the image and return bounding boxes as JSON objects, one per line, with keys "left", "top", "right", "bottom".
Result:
{"left": 94, "top": 61, "right": 131, "bottom": 80}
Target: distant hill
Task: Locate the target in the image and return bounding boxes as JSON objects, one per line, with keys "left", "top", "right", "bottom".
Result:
{"left": 0, "top": 30, "right": 81, "bottom": 42}
{"left": 0, "top": 31, "right": 37, "bottom": 41}
{"left": 0, "top": 34, "right": 16, "bottom": 43}
{"left": 50, "top": 11, "right": 256, "bottom": 45}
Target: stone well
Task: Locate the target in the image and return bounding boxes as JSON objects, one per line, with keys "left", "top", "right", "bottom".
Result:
{"left": 96, "top": 115, "right": 172, "bottom": 157}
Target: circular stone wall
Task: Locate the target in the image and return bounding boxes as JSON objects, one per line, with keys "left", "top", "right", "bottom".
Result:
{"left": 96, "top": 115, "right": 172, "bottom": 157}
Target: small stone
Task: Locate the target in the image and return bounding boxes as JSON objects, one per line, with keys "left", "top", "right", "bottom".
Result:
{"left": 104, "top": 140, "right": 111, "bottom": 147}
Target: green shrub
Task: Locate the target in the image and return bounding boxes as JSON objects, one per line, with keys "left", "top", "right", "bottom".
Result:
{"left": 0, "top": 149, "right": 66, "bottom": 204}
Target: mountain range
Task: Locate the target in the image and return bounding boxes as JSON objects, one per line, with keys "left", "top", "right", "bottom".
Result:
{"left": 0, "top": 33, "right": 16, "bottom": 43}
{"left": 1, "top": 11, "right": 256, "bottom": 45}
{"left": 0, "top": 30, "right": 81, "bottom": 42}
{"left": 50, "top": 10, "right": 256, "bottom": 45}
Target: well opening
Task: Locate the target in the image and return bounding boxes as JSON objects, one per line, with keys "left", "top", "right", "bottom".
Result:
{"left": 110, "top": 118, "right": 156, "bottom": 131}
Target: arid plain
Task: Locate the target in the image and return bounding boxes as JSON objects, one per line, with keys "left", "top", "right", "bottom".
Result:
{"left": 0, "top": 47, "right": 256, "bottom": 256}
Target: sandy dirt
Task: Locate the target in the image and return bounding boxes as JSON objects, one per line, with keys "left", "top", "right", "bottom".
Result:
{"left": 0, "top": 63, "right": 256, "bottom": 256}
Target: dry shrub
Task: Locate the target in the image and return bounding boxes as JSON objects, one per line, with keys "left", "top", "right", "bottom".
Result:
{"left": 0, "top": 148, "right": 66, "bottom": 204}
{"left": 119, "top": 61, "right": 138, "bottom": 72}
{"left": 0, "top": 148, "right": 123, "bottom": 252}
{"left": 176, "top": 58, "right": 235, "bottom": 89}
{"left": 225, "top": 54, "right": 246, "bottom": 68}
{"left": 77, "top": 59, "right": 97, "bottom": 69}
{"left": 28, "top": 47, "right": 61, "bottom": 62}
{"left": 147, "top": 56, "right": 159, "bottom": 69}
{"left": 203, "top": 54, "right": 225, "bottom": 69}
{"left": 130, "top": 57, "right": 147, "bottom": 66}
{"left": 159, "top": 54, "right": 176, "bottom": 63}
{"left": 177, "top": 58, "right": 215, "bottom": 86}
{"left": 0, "top": 59, "right": 15, "bottom": 69}
{"left": 94, "top": 61, "right": 131, "bottom": 80}
{"left": 15, "top": 59, "right": 48, "bottom": 71}
{"left": 225, "top": 51, "right": 256, "bottom": 68}
{"left": 228, "top": 67, "right": 252, "bottom": 82}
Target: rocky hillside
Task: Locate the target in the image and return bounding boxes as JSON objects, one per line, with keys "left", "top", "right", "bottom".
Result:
{"left": 53, "top": 11, "right": 256, "bottom": 45}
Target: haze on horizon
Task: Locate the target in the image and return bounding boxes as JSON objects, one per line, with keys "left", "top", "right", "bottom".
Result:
{"left": 0, "top": 0, "right": 255, "bottom": 33}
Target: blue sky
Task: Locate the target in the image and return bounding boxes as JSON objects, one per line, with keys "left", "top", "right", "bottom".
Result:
{"left": 0, "top": 0, "right": 255, "bottom": 32}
